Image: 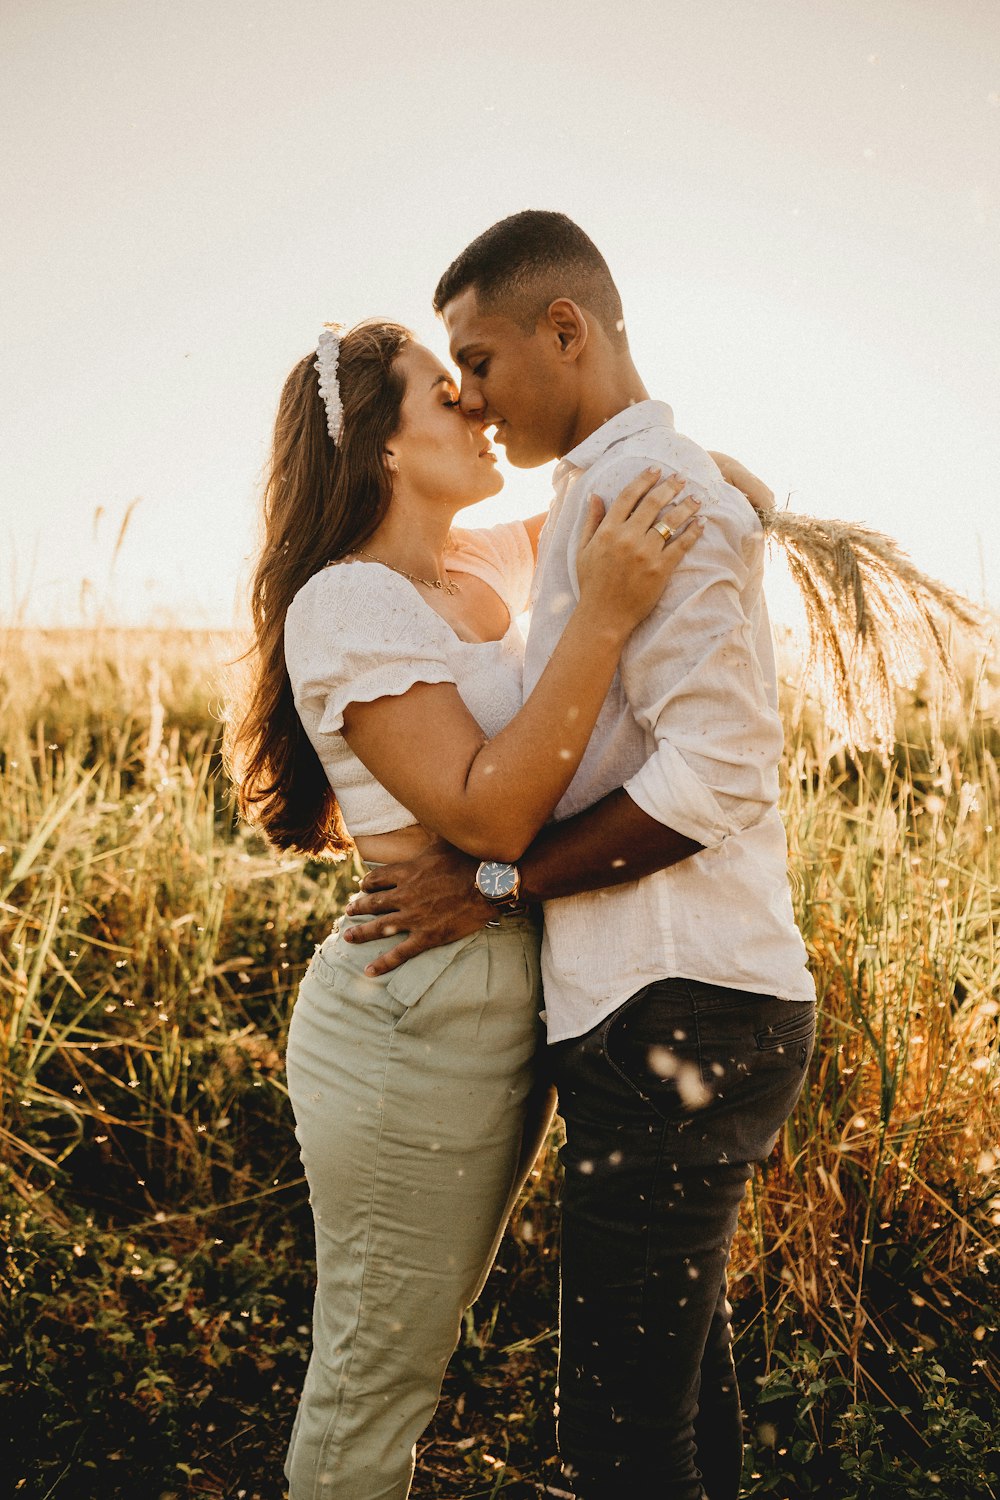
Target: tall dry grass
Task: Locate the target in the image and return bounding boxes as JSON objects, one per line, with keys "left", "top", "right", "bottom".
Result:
{"left": 1, "top": 624, "right": 998, "bottom": 1496}
{"left": 740, "top": 699, "right": 1000, "bottom": 1421}
{"left": 1, "top": 629, "right": 354, "bottom": 1221}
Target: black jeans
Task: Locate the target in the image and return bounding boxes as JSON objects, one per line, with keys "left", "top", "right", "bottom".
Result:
{"left": 550, "top": 978, "right": 816, "bottom": 1500}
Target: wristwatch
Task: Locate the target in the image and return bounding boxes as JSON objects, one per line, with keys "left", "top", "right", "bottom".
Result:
{"left": 474, "top": 860, "right": 522, "bottom": 910}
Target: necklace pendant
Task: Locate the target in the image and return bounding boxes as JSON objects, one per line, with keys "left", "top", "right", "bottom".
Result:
{"left": 353, "top": 547, "right": 459, "bottom": 594}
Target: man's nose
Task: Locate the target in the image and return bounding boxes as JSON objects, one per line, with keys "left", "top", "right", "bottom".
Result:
{"left": 459, "top": 383, "right": 485, "bottom": 417}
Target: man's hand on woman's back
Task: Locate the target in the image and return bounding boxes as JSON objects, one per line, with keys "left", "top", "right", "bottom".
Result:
{"left": 342, "top": 842, "right": 492, "bottom": 976}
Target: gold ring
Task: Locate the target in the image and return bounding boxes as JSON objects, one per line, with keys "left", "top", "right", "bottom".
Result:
{"left": 653, "top": 519, "right": 674, "bottom": 542}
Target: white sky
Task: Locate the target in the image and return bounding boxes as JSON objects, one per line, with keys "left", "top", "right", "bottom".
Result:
{"left": 3, "top": 0, "right": 998, "bottom": 628}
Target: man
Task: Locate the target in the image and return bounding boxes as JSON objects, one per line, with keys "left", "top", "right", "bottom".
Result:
{"left": 343, "top": 210, "right": 816, "bottom": 1500}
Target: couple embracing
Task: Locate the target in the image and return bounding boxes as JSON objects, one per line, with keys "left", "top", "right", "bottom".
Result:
{"left": 230, "top": 210, "right": 817, "bottom": 1500}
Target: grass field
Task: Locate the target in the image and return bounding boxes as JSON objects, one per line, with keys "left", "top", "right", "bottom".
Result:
{"left": 2, "top": 625, "right": 999, "bottom": 1499}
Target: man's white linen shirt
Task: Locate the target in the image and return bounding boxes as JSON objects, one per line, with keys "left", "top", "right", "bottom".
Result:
{"left": 522, "top": 400, "right": 815, "bottom": 1044}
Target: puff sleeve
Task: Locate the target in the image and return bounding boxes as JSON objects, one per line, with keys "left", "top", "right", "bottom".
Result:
{"left": 283, "top": 564, "right": 457, "bottom": 737}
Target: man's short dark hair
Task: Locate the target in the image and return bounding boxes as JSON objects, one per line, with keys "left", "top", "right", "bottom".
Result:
{"left": 433, "top": 210, "right": 626, "bottom": 342}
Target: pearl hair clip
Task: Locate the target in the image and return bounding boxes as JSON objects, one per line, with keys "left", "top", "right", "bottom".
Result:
{"left": 315, "top": 323, "right": 345, "bottom": 444}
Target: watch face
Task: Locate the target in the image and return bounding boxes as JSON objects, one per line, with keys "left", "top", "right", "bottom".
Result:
{"left": 478, "top": 862, "right": 518, "bottom": 900}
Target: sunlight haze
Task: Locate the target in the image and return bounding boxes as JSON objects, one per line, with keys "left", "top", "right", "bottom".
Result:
{"left": 3, "top": 0, "right": 998, "bottom": 631}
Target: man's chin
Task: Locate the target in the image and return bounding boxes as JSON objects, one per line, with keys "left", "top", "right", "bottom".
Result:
{"left": 500, "top": 435, "right": 548, "bottom": 470}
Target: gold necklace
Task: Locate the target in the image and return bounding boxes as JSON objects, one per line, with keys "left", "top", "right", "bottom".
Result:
{"left": 354, "top": 548, "right": 460, "bottom": 595}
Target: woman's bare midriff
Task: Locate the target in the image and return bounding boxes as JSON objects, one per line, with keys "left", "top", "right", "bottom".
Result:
{"left": 354, "top": 825, "right": 439, "bottom": 865}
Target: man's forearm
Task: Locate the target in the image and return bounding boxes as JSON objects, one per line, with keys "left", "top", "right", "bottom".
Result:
{"left": 344, "top": 789, "right": 704, "bottom": 975}
{"left": 517, "top": 787, "right": 703, "bottom": 902}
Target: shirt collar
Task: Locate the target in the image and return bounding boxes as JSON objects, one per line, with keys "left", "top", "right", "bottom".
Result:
{"left": 553, "top": 399, "right": 675, "bottom": 484}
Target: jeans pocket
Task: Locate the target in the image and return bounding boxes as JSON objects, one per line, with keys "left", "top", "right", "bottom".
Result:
{"left": 601, "top": 981, "right": 710, "bottom": 1117}
{"left": 754, "top": 1004, "right": 816, "bottom": 1054}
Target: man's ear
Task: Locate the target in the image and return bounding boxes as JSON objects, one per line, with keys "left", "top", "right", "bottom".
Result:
{"left": 545, "top": 298, "right": 589, "bottom": 361}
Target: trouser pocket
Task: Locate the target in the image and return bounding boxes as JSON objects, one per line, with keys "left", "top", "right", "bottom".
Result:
{"left": 311, "top": 913, "right": 479, "bottom": 1018}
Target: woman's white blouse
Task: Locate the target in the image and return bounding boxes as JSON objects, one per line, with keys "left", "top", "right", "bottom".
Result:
{"left": 283, "top": 521, "right": 534, "bottom": 840}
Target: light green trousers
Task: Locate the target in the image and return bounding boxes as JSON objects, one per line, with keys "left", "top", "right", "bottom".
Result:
{"left": 284, "top": 907, "right": 551, "bottom": 1500}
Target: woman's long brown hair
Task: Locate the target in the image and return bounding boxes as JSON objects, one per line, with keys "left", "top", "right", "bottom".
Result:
{"left": 225, "top": 320, "right": 412, "bottom": 856}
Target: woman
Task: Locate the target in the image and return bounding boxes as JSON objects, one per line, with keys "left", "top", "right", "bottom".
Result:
{"left": 227, "top": 318, "right": 780, "bottom": 1500}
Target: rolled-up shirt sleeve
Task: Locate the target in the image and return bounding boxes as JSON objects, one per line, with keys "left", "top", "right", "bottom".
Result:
{"left": 581, "top": 452, "right": 785, "bottom": 848}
